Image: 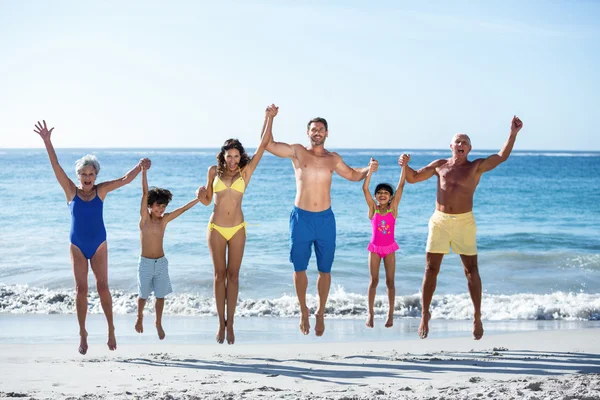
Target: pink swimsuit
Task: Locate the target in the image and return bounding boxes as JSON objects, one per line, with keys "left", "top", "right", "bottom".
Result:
{"left": 367, "top": 209, "right": 399, "bottom": 258}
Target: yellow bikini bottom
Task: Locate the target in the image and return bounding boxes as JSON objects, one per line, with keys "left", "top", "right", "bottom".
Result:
{"left": 208, "top": 221, "right": 247, "bottom": 241}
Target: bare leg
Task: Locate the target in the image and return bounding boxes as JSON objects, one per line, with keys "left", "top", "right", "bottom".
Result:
{"left": 293, "top": 271, "right": 310, "bottom": 335}
{"left": 135, "top": 297, "right": 146, "bottom": 333}
{"left": 366, "top": 252, "right": 381, "bottom": 328}
{"left": 460, "top": 254, "right": 484, "bottom": 340}
{"left": 419, "top": 252, "right": 443, "bottom": 339}
{"left": 155, "top": 298, "right": 165, "bottom": 340}
{"left": 383, "top": 252, "right": 396, "bottom": 328}
{"left": 90, "top": 242, "right": 116, "bottom": 351}
{"left": 225, "top": 228, "right": 246, "bottom": 345}
{"left": 70, "top": 245, "right": 89, "bottom": 355}
{"left": 208, "top": 228, "right": 227, "bottom": 344}
{"left": 315, "top": 272, "right": 331, "bottom": 337}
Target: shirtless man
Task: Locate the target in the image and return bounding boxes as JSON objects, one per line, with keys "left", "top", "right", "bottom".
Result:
{"left": 266, "top": 113, "right": 377, "bottom": 336}
{"left": 400, "top": 115, "right": 523, "bottom": 340}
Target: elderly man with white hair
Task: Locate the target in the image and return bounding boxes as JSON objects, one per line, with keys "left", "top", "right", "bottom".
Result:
{"left": 34, "top": 120, "right": 150, "bottom": 355}
{"left": 399, "top": 115, "right": 523, "bottom": 341}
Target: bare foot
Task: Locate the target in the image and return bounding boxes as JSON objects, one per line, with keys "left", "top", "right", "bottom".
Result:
{"left": 366, "top": 313, "right": 374, "bottom": 328}
{"left": 418, "top": 311, "right": 431, "bottom": 339}
{"left": 226, "top": 325, "right": 235, "bottom": 345}
{"left": 135, "top": 316, "right": 143, "bottom": 333}
{"left": 78, "top": 330, "right": 88, "bottom": 355}
{"left": 299, "top": 308, "right": 310, "bottom": 335}
{"left": 385, "top": 313, "right": 394, "bottom": 328}
{"left": 315, "top": 313, "right": 325, "bottom": 337}
{"left": 216, "top": 323, "right": 225, "bottom": 344}
{"left": 107, "top": 328, "right": 117, "bottom": 351}
{"left": 473, "top": 316, "right": 484, "bottom": 340}
{"left": 156, "top": 323, "right": 165, "bottom": 340}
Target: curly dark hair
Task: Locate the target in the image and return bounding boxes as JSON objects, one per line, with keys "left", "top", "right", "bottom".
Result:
{"left": 147, "top": 187, "right": 173, "bottom": 206}
{"left": 216, "top": 139, "right": 251, "bottom": 177}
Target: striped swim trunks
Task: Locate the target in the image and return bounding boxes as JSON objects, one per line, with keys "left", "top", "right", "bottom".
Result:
{"left": 137, "top": 256, "right": 173, "bottom": 299}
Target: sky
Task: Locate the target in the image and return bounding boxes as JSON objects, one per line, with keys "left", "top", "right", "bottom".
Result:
{"left": 1, "top": 0, "right": 599, "bottom": 150}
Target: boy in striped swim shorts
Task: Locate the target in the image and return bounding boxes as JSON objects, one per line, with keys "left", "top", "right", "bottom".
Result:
{"left": 135, "top": 165, "right": 203, "bottom": 339}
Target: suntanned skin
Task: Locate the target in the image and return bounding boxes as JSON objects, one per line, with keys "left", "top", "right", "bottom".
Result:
{"left": 34, "top": 120, "right": 150, "bottom": 355}
{"left": 135, "top": 166, "right": 202, "bottom": 339}
{"left": 266, "top": 113, "right": 377, "bottom": 336}
{"left": 197, "top": 105, "right": 275, "bottom": 345}
{"left": 400, "top": 115, "right": 523, "bottom": 341}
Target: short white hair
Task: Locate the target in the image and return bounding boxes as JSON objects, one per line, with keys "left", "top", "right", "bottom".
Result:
{"left": 452, "top": 133, "right": 471, "bottom": 145}
{"left": 75, "top": 154, "right": 100, "bottom": 175}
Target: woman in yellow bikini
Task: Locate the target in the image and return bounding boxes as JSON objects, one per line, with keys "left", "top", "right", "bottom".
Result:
{"left": 198, "top": 104, "right": 278, "bottom": 344}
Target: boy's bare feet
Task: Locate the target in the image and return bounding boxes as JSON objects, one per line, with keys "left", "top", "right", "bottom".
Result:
{"left": 135, "top": 316, "right": 143, "bottom": 333}
{"left": 385, "top": 313, "right": 394, "bottom": 328}
{"left": 299, "top": 308, "right": 310, "bottom": 335}
{"left": 226, "top": 324, "right": 235, "bottom": 345}
{"left": 107, "top": 328, "right": 117, "bottom": 351}
{"left": 156, "top": 323, "right": 166, "bottom": 340}
{"left": 315, "top": 313, "right": 325, "bottom": 337}
{"left": 418, "top": 311, "right": 431, "bottom": 339}
{"left": 78, "top": 330, "right": 88, "bottom": 355}
{"left": 366, "top": 313, "right": 374, "bottom": 328}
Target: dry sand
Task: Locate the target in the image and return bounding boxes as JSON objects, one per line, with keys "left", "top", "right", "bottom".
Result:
{"left": 1, "top": 329, "right": 599, "bottom": 399}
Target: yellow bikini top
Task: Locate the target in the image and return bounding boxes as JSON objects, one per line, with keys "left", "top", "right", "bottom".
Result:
{"left": 213, "top": 168, "right": 246, "bottom": 194}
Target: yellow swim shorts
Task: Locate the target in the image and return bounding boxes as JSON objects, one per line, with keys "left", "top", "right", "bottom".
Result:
{"left": 426, "top": 210, "right": 477, "bottom": 255}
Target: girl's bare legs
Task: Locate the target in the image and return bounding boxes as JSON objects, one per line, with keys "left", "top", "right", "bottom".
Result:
{"left": 383, "top": 252, "right": 396, "bottom": 327}
{"left": 366, "top": 252, "right": 381, "bottom": 328}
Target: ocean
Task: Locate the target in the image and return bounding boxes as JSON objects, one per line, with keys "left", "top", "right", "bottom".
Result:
{"left": 1, "top": 148, "right": 599, "bottom": 332}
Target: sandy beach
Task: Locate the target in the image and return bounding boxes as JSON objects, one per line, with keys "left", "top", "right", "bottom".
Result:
{"left": 1, "top": 328, "right": 599, "bottom": 400}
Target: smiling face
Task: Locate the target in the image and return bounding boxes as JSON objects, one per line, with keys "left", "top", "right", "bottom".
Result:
{"left": 77, "top": 165, "right": 97, "bottom": 190}
{"left": 375, "top": 189, "right": 392, "bottom": 205}
{"left": 149, "top": 202, "right": 167, "bottom": 218}
{"left": 450, "top": 133, "right": 472, "bottom": 159}
{"left": 224, "top": 148, "right": 241, "bottom": 172}
{"left": 307, "top": 122, "right": 328, "bottom": 146}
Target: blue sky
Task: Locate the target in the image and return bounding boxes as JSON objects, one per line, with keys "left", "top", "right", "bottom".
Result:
{"left": 1, "top": 0, "right": 599, "bottom": 150}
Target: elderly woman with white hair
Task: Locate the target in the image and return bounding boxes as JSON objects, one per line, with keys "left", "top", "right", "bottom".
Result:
{"left": 34, "top": 120, "right": 150, "bottom": 355}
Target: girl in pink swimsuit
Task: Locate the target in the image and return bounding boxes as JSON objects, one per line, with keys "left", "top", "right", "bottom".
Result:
{"left": 362, "top": 158, "right": 407, "bottom": 328}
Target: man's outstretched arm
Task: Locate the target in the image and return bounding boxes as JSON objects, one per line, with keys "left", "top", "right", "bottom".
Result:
{"left": 399, "top": 153, "right": 444, "bottom": 183}
{"left": 478, "top": 115, "right": 523, "bottom": 173}
{"left": 335, "top": 155, "right": 377, "bottom": 182}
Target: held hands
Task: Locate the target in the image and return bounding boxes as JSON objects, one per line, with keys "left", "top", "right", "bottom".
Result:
{"left": 33, "top": 120, "right": 54, "bottom": 141}
{"left": 511, "top": 115, "right": 523, "bottom": 135}
{"left": 368, "top": 157, "right": 379, "bottom": 173}
{"left": 398, "top": 153, "right": 411, "bottom": 167}
{"left": 266, "top": 103, "right": 279, "bottom": 118}
{"left": 138, "top": 158, "right": 151, "bottom": 171}
{"left": 197, "top": 185, "right": 207, "bottom": 199}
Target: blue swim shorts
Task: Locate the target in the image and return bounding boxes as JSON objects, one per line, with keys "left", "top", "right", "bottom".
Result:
{"left": 138, "top": 256, "right": 173, "bottom": 299}
{"left": 289, "top": 207, "right": 336, "bottom": 273}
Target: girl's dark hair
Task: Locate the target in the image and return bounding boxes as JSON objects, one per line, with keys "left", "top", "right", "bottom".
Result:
{"left": 375, "top": 183, "right": 394, "bottom": 197}
{"left": 216, "top": 138, "right": 250, "bottom": 176}
{"left": 147, "top": 187, "right": 173, "bottom": 206}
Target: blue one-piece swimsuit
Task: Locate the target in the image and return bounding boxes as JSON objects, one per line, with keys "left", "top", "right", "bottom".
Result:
{"left": 69, "top": 188, "right": 107, "bottom": 260}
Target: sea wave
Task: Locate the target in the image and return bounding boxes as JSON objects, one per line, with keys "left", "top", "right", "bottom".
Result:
{"left": 1, "top": 284, "right": 599, "bottom": 320}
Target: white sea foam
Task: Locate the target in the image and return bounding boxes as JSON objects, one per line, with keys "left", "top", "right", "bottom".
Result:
{"left": 1, "top": 284, "right": 598, "bottom": 320}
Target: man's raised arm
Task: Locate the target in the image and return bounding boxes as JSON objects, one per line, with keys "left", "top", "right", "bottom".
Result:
{"left": 265, "top": 112, "right": 297, "bottom": 159}
{"left": 477, "top": 115, "right": 523, "bottom": 173}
